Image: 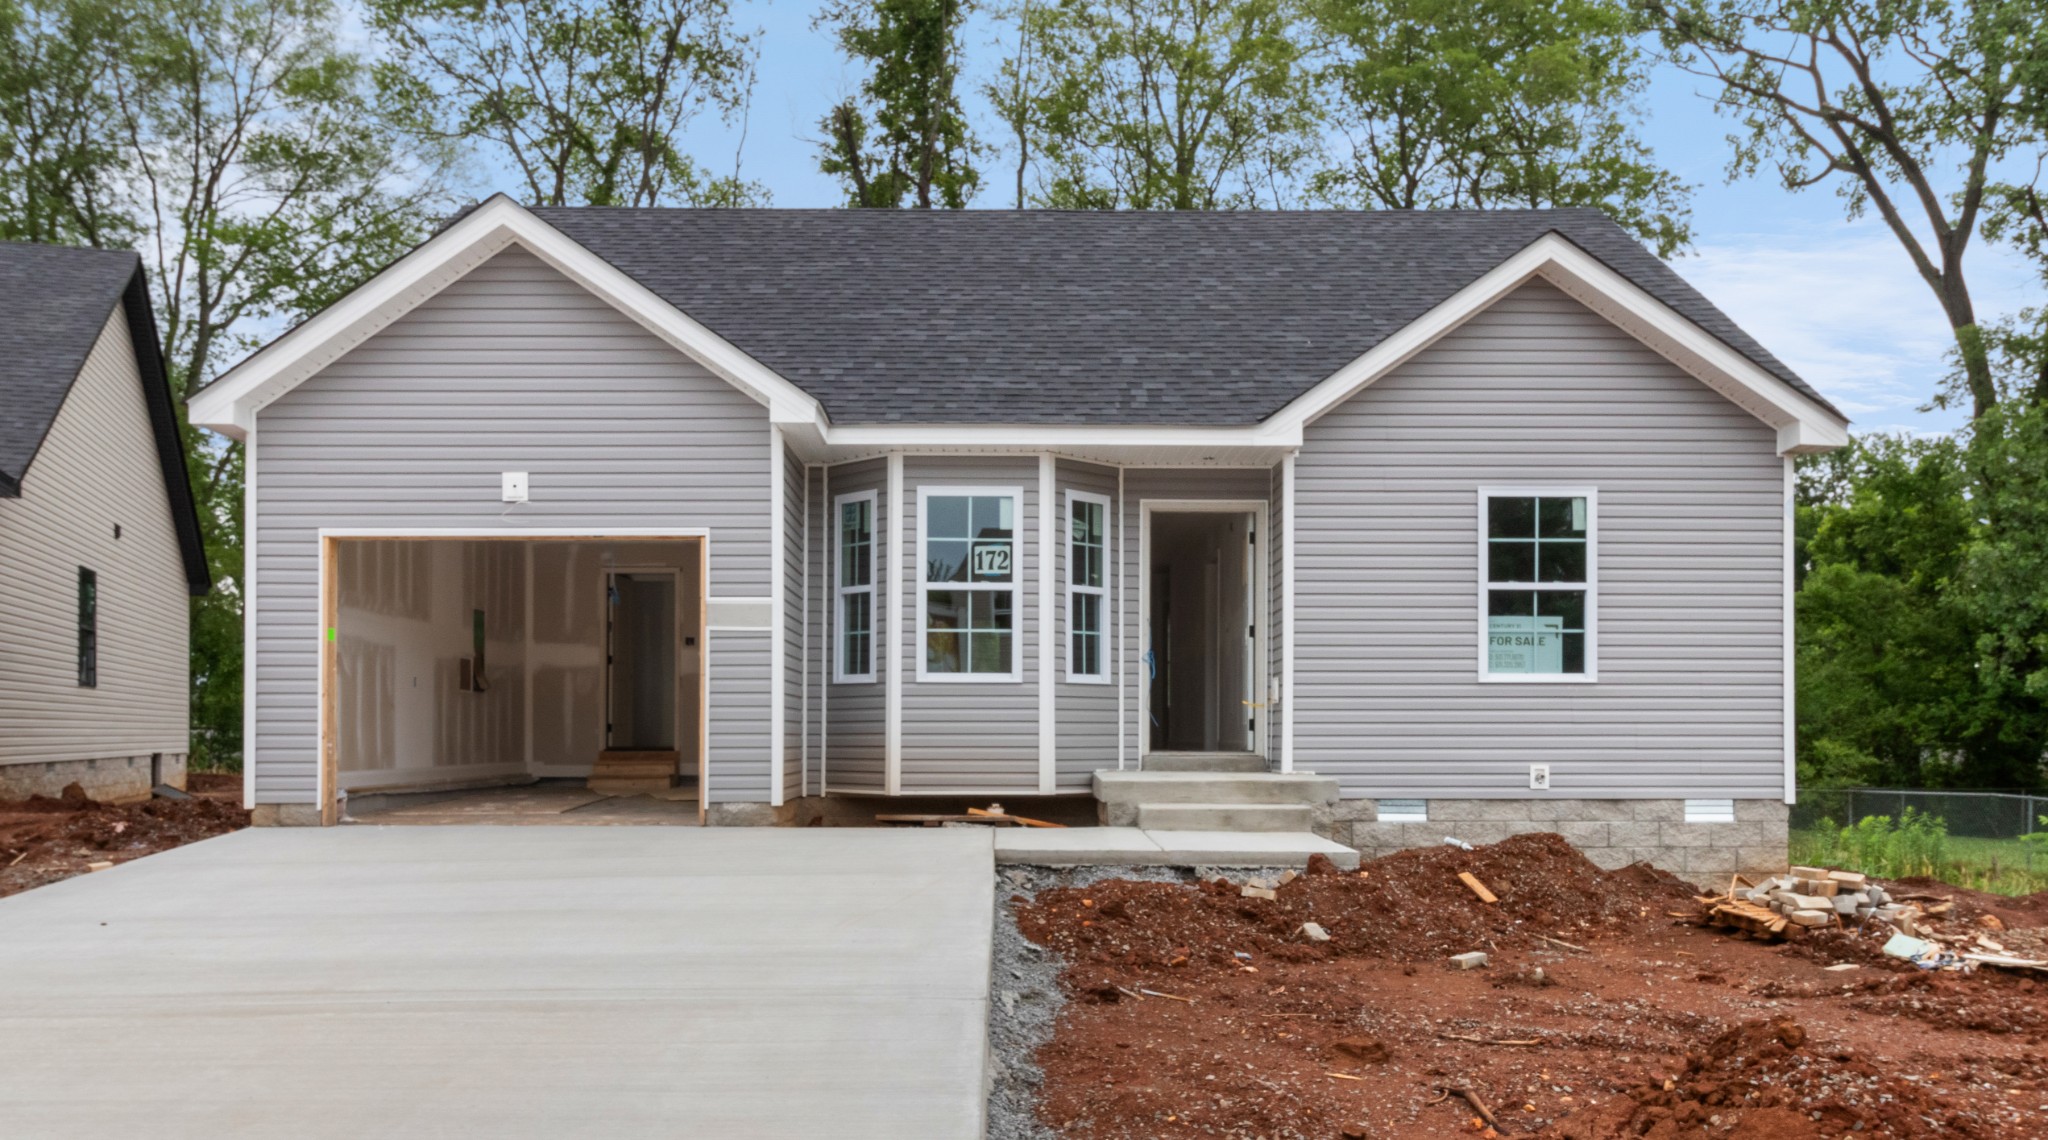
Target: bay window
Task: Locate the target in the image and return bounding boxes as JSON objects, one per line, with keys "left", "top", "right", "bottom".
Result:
{"left": 1480, "top": 489, "right": 1595, "bottom": 680}
{"left": 1067, "top": 491, "right": 1109, "bottom": 682}
{"left": 919, "top": 488, "right": 1020, "bottom": 681}
{"left": 834, "top": 491, "right": 876, "bottom": 682}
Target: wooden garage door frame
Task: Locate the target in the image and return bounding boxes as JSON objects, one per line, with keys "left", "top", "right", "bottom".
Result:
{"left": 316, "top": 528, "right": 710, "bottom": 826}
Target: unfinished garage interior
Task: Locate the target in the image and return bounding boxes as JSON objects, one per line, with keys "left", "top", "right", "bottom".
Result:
{"left": 325, "top": 536, "right": 706, "bottom": 823}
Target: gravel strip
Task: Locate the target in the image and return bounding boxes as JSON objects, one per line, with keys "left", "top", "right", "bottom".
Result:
{"left": 983, "top": 863, "right": 1298, "bottom": 1140}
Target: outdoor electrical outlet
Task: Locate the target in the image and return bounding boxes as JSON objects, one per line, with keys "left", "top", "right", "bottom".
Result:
{"left": 501, "top": 471, "right": 529, "bottom": 503}
{"left": 1529, "top": 764, "right": 1551, "bottom": 790}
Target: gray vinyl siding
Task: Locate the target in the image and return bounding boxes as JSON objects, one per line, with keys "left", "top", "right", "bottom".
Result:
{"left": 251, "top": 246, "right": 773, "bottom": 805}
{"left": 1294, "top": 280, "right": 1786, "bottom": 799}
{"left": 801, "top": 464, "right": 824, "bottom": 797}
{"left": 1117, "top": 467, "right": 1273, "bottom": 764}
{"left": 0, "top": 306, "right": 189, "bottom": 766}
{"left": 781, "top": 439, "right": 804, "bottom": 800}
{"left": 898, "top": 455, "right": 1039, "bottom": 792}
{"left": 822, "top": 458, "right": 886, "bottom": 792}
{"left": 1054, "top": 460, "right": 1118, "bottom": 791}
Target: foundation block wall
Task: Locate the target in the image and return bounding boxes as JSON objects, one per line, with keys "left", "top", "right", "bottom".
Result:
{"left": 1334, "top": 798, "right": 1790, "bottom": 886}
{"left": 0, "top": 753, "right": 187, "bottom": 805}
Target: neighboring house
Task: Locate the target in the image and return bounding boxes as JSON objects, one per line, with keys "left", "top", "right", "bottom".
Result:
{"left": 187, "top": 196, "right": 1846, "bottom": 876}
{"left": 0, "top": 242, "right": 211, "bottom": 803}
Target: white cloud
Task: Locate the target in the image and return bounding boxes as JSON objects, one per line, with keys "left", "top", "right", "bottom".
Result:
{"left": 1679, "top": 220, "right": 2037, "bottom": 431}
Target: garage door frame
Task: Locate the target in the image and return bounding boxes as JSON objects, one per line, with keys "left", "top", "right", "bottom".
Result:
{"left": 317, "top": 527, "right": 711, "bottom": 825}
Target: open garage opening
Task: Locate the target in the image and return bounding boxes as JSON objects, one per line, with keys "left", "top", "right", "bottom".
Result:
{"left": 320, "top": 535, "right": 706, "bottom": 825}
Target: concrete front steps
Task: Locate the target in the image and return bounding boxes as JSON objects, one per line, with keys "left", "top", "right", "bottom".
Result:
{"left": 1141, "top": 750, "right": 1268, "bottom": 773}
{"left": 1136, "top": 802, "right": 1314, "bottom": 832}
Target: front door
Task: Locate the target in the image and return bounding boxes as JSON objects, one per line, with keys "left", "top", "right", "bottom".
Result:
{"left": 606, "top": 571, "right": 677, "bottom": 751}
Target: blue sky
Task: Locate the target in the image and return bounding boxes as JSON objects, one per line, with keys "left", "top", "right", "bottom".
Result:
{"left": 452, "top": 0, "right": 2042, "bottom": 437}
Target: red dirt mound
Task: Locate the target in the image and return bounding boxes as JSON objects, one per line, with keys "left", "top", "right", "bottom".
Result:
{"left": 0, "top": 782, "right": 249, "bottom": 898}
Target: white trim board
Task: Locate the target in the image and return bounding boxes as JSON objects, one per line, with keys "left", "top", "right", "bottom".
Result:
{"left": 190, "top": 207, "right": 1845, "bottom": 461}
{"left": 1037, "top": 456, "right": 1056, "bottom": 795}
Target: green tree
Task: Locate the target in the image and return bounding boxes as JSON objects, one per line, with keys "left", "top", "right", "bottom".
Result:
{"left": 1957, "top": 401, "right": 2048, "bottom": 777}
{"left": 1307, "top": 0, "right": 1690, "bottom": 256}
{"left": 0, "top": 0, "right": 130, "bottom": 245}
{"left": 1794, "top": 435, "right": 1985, "bottom": 787}
{"left": 1643, "top": 0, "right": 2048, "bottom": 418}
{"left": 988, "top": 0, "right": 1318, "bottom": 209}
{"left": 370, "top": 0, "right": 764, "bottom": 207}
{"left": 817, "top": 0, "right": 979, "bottom": 208}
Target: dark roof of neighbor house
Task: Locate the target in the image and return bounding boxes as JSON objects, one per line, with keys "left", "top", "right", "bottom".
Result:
{"left": 516, "top": 206, "right": 1840, "bottom": 425}
{"left": 0, "top": 241, "right": 210, "bottom": 594}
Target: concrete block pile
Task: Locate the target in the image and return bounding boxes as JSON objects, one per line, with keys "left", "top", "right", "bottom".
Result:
{"left": 1737, "top": 866, "right": 1901, "bottom": 928}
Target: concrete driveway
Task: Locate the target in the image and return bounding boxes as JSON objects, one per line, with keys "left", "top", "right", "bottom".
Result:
{"left": 0, "top": 826, "right": 994, "bottom": 1139}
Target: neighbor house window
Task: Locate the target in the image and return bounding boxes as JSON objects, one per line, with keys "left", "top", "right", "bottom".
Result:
{"left": 77, "top": 567, "right": 97, "bottom": 687}
{"left": 835, "top": 491, "right": 876, "bottom": 682}
{"left": 1480, "top": 490, "right": 1595, "bottom": 680}
{"left": 1067, "top": 492, "right": 1109, "bottom": 683}
{"left": 919, "top": 488, "right": 1020, "bottom": 681}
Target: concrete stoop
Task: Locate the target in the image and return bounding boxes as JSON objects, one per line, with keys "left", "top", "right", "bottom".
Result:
{"left": 1094, "top": 769, "right": 1340, "bottom": 830}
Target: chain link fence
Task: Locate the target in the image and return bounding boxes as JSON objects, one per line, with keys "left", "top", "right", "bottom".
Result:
{"left": 1793, "top": 787, "right": 2048, "bottom": 878}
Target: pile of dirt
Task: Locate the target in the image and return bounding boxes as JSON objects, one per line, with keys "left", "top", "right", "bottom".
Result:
{"left": 1009, "top": 834, "right": 2048, "bottom": 1139}
{"left": 0, "top": 781, "right": 249, "bottom": 899}
{"left": 1017, "top": 833, "right": 1697, "bottom": 971}
{"left": 1537, "top": 1016, "right": 2002, "bottom": 1139}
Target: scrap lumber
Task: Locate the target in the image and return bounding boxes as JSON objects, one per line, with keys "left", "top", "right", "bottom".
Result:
{"left": 966, "top": 805, "right": 1066, "bottom": 828}
{"left": 874, "top": 813, "right": 1023, "bottom": 827}
{"left": 1458, "top": 872, "right": 1498, "bottom": 904}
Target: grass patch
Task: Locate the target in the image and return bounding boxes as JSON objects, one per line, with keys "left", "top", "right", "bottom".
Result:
{"left": 1791, "top": 810, "right": 2048, "bottom": 896}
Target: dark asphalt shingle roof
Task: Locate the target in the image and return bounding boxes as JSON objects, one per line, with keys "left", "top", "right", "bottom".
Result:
{"left": 522, "top": 206, "right": 1840, "bottom": 425}
{"left": 0, "top": 240, "right": 210, "bottom": 594}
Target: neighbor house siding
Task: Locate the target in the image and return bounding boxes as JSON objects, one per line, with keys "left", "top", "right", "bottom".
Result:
{"left": 822, "top": 458, "right": 886, "bottom": 792}
{"left": 1294, "top": 280, "right": 1786, "bottom": 799}
{"left": 897, "top": 455, "right": 1040, "bottom": 793}
{"left": 0, "top": 304, "right": 190, "bottom": 767}
{"left": 251, "top": 246, "right": 772, "bottom": 805}
{"left": 1117, "top": 467, "right": 1272, "bottom": 764}
{"left": 1054, "top": 459, "right": 1119, "bottom": 791}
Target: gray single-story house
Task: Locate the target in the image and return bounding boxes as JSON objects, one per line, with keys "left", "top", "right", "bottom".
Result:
{"left": 186, "top": 196, "right": 1847, "bottom": 875}
{"left": 0, "top": 241, "right": 211, "bottom": 803}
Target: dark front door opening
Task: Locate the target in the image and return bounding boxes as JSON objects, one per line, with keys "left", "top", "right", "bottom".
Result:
{"left": 1148, "top": 511, "right": 1256, "bottom": 754}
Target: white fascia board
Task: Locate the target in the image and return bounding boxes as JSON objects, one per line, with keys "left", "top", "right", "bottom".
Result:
{"left": 1259, "top": 233, "right": 1850, "bottom": 457}
{"left": 185, "top": 195, "right": 822, "bottom": 439}
{"left": 823, "top": 422, "right": 1303, "bottom": 451}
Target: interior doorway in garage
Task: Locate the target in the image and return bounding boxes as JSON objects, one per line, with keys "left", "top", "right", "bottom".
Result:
{"left": 318, "top": 534, "right": 705, "bottom": 825}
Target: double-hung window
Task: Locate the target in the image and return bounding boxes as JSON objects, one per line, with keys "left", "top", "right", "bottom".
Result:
{"left": 77, "top": 567, "right": 98, "bottom": 687}
{"left": 1480, "top": 489, "right": 1595, "bottom": 680}
{"left": 834, "top": 491, "right": 876, "bottom": 682}
{"left": 919, "top": 488, "right": 1020, "bottom": 681}
{"left": 1066, "top": 492, "right": 1109, "bottom": 682}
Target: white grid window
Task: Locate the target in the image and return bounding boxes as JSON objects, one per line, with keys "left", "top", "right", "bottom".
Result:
{"left": 1479, "top": 488, "right": 1597, "bottom": 681}
{"left": 834, "top": 491, "right": 876, "bottom": 682}
{"left": 918, "top": 487, "right": 1022, "bottom": 682}
{"left": 1067, "top": 491, "right": 1109, "bottom": 683}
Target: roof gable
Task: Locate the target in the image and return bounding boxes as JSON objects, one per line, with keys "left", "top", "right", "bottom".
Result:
{"left": 0, "top": 240, "right": 211, "bottom": 594}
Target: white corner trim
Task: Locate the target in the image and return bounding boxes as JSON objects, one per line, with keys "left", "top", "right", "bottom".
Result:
{"left": 1038, "top": 456, "right": 1056, "bottom": 794}
{"left": 242, "top": 426, "right": 258, "bottom": 809}
{"left": 1257, "top": 233, "right": 1849, "bottom": 457}
{"left": 1783, "top": 457, "right": 1797, "bottom": 805}
{"left": 770, "top": 427, "right": 786, "bottom": 808}
{"left": 186, "top": 195, "right": 822, "bottom": 439}
{"left": 1279, "top": 454, "right": 1295, "bottom": 774}
{"left": 884, "top": 453, "right": 903, "bottom": 796}
{"left": 1115, "top": 467, "right": 1126, "bottom": 771}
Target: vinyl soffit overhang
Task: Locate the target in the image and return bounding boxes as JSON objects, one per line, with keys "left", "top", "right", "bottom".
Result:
{"left": 186, "top": 196, "right": 1849, "bottom": 463}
